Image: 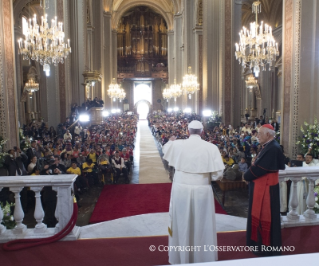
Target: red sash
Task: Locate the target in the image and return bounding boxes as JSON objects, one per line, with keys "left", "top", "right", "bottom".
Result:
{"left": 251, "top": 172, "right": 278, "bottom": 246}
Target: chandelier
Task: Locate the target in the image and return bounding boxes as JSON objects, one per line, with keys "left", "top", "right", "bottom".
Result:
{"left": 162, "top": 85, "right": 172, "bottom": 102}
{"left": 169, "top": 79, "right": 182, "bottom": 102}
{"left": 182, "top": 67, "right": 199, "bottom": 99}
{"left": 235, "top": 1, "right": 279, "bottom": 77}
{"left": 245, "top": 74, "right": 258, "bottom": 88}
{"left": 118, "top": 86, "right": 126, "bottom": 102}
{"left": 24, "top": 77, "right": 39, "bottom": 97}
{"left": 18, "top": 1, "right": 71, "bottom": 76}
{"left": 107, "top": 78, "right": 126, "bottom": 102}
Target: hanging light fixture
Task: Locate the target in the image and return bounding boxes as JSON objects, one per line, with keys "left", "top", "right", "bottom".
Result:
{"left": 182, "top": 66, "right": 200, "bottom": 99}
{"left": 162, "top": 84, "right": 172, "bottom": 102}
{"left": 107, "top": 78, "right": 126, "bottom": 102}
{"left": 118, "top": 85, "right": 126, "bottom": 102}
{"left": 235, "top": 1, "right": 279, "bottom": 77}
{"left": 245, "top": 74, "right": 258, "bottom": 89}
{"left": 108, "top": 78, "right": 121, "bottom": 102}
{"left": 24, "top": 77, "right": 39, "bottom": 98}
{"left": 18, "top": 0, "right": 71, "bottom": 76}
{"left": 169, "top": 79, "right": 182, "bottom": 102}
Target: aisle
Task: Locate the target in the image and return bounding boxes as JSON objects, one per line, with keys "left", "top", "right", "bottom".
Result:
{"left": 138, "top": 120, "right": 169, "bottom": 184}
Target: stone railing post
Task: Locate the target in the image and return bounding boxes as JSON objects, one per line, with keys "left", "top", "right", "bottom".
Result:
{"left": 303, "top": 177, "right": 317, "bottom": 220}
{"left": 30, "top": 186, "right": 47, "bottom": 233}
{"left": 10, "top": 187, "right": 27, "bottom": 234}
{"left": 53, "top": 184, "right": 73, "bottom": 233}
{"left": 0, "top": 174, "right": 79, "bottom": 243}
{"left": 287, "top": 178, "right": 300, "bottom": 221}
{"left": 0, "top": 187, "right": 6, "bottom": 234}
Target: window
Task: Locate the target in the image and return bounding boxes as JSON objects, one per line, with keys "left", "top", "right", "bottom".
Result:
{"left": 22, "top": 17, "right": 28, "bottom": 36}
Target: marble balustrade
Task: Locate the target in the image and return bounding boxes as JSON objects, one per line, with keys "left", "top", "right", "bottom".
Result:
{"left": 0, "top": 174, "right": 80, "bottom": 243}
{"left": 279, "top": 167, "right": 319, "bottom": 228}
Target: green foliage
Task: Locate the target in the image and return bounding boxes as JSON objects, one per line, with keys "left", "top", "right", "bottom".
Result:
{"left": 0, "top": 138, "right": 8, "bottom": 168}
{"left": 0, "top": 201, "right": 16, "bottom": 229}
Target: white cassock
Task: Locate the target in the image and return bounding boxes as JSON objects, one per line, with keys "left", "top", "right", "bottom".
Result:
{"left": 163, "top": 135, "right": 225, "bottom": 264}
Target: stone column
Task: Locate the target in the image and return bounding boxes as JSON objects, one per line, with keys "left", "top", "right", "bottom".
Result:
{"left": 45, "top": 0, "right": 60, "bottom": 126}
{"left": 182, "top": 0, "right": 196, "bottom": 111}
{"left": 231, "top": 0, "right": 242, "bottom": 127}
{"left": 63, "top": 0, "right": 72, "bottom": 119}
{"left": 194, "top": 27, "right": 203, "bottom": 114}
{"left": 281, "top": 0, "right": 319, "bottom": 158}
{"left": 57, "top": 0, "right": 67, "bottom": 122}
{"left": 173, "top": 14, "right": 183, "bottom": 109}
{"left": 102, "top": 12, "right": 112, "bottom": 108}
{"left": 202, "top": 0, "right": 224, "bottom": 115}
{"left": 167, "top": 30, "right": 175, "bottom": 86}
{"left": 70, "top": 0, "right": 87, "bottom": 107}
{"left": 0, "top": 0, "right": 19, "bottom": 147}
{"left": 112, "top": 29, "right": 118, "bottom": 83}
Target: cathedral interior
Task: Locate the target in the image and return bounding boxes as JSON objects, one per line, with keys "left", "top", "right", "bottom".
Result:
{"left": 0, "top": 0, "right": 318, "bottom": 158}
{"left": 0, "top": 0, "right": 319, "bottom": 265}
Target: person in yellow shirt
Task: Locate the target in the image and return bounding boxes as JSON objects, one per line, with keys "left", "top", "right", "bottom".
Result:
{"left": 82, "top": 159, "right": 95, "bottom": 173}
{"left": 97, "top": 154, "right": 109, "bottom": 185}
{"left": 67, "top": 161, "right": 82, "bottom": 205}
{"left": 82, "top": 159, "right": 97, "bottom": 186}
{"left": 223, "top": 155, "right": 235, "bottom": 166}
{"left": 87, "top": 149, "right": 97, "bottom": 163}
{"left": 67, "top": 161, "right": 82, "bottom": 176}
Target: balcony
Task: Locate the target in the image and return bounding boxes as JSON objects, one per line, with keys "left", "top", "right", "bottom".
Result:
{"left": 0, "top": 174, "right": 80, "bottom": 243}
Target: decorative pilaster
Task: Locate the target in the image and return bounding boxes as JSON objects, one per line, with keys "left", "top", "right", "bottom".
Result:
{"left": 58, "top": 0, "right": 66, "bottom": 122}
{"left": 70, "top": 0, "right": 87, "bottom": 106}
{"left": 202, "top": 0, "right": 224, "bottom": 113}
{"left": 102, "top": 12, "right": 112, "bottom": 108}
{"left": 0, "top": 0, "right": 19, "bottom": 147}
{"left": 167, "top": 30, "right": 174, "bottom": 86}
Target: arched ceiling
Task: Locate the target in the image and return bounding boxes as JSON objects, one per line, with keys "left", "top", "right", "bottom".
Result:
{"left": 104, "top": 0, "right": 181, "bottom": 13}
{"left": 242, "top": 0, "right": 282, "bottom": 29}
{"left": 111, "top": 0, "right": 175, "bottom": 30}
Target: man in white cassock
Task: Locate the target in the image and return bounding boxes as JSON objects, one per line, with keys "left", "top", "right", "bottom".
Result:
{"left": 163, "top": 120, "right": 225, "bottom": 264}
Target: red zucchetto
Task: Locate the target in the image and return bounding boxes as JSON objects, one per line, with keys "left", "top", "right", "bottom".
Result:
{"left": 261, "top": 124, "right": 274, "bottom": 130}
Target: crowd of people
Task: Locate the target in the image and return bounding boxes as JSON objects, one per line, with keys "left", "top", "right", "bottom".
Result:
{"left": 2, "top": 111, "right": 138, "bottom": 226}
{"left": 148, "top": 112, "right": 281, "bottom": 172}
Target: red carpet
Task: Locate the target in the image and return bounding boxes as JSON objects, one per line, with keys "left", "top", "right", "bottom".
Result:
{"left": 1, "top": 225, "right": 319, "bottom": 266}
{"left": 89, "top": 183, "right": 226, "bottom": 223}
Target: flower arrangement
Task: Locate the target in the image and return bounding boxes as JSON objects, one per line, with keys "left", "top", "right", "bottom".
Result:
{"left": 0, "top": 137, "right": 8, "bottom": 168}
{"left": 275, "top": 130, "right": 280, "bottom": 143}
{"left": 296, "top": 118, "right": 319, "bottom": 157}
{"left": 19, "top": 128, "right": 31, "bottom": 151}
{"left": 314, "top": 186, "right": 319, "bottom": 213}
{"left": 0, "top": 201, "right": 16, "bottom": 229}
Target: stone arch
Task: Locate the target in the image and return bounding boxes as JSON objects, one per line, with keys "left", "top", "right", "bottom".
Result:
{"left": 134, "top": 99, "right": 152, "bottom": 109}
{"left": 134, "top": 99, "right": 152, "bottom": 118}
{"left": 112, "top": 1, "right": 174, "bottom": 30}
{"left": 111, "top": 0, "right": 180, "bottom": 14}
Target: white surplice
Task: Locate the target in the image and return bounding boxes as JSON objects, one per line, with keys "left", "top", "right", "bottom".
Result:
{"left": 163, "top": 135, "right": 225, "bottom": 264}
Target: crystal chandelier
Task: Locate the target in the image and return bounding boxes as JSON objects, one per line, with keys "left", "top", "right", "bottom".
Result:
{"left": 107, "top": 78, "right": 126, "bottom": 102}
{"left": 182, "top": 67, "right": 199, "bottom": 99}
{"left": 162, "top": 85, "right": 172, "bottom": 102}
{"left": 245, "top": 74, "right": 258, "bottom": 88}
{"left": 18, "top": 1, "right": 71, "bottom": 76}
{"left": 235, "top": 1, "right": 279, "bottom": 77}
{"left": 118, "top": 86, "right": 126, "bottom": 102}
{"left": 24, "top": 77, "right": 39, "bottom": 97}
{"left": 169, "top": 79, "right": 182, "bottom": 102}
